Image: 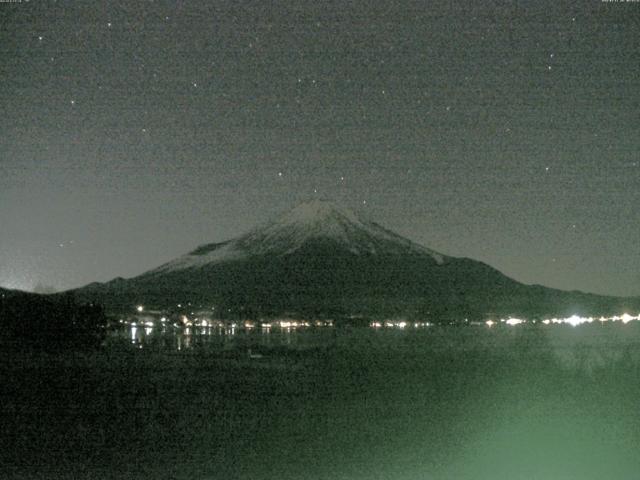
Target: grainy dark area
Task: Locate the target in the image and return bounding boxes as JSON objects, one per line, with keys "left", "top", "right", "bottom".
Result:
{"left": 2, "top": 326, "right": 640, "bottom": 479}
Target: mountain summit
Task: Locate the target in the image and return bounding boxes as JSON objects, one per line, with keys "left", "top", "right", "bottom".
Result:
{"left": 75, "top": 201, "right": 639, "bottom": 319}
{"left": 149, "top": 200, "right": 444, "bottom": 275}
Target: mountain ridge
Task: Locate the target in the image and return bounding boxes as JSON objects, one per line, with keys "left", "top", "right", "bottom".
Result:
{"left": 72, "top": 200, "right": 640, "bottom": 319}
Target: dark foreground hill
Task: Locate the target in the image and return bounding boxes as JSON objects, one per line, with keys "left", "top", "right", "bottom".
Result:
{"left": 0, "top": 288, "right": 106, "bottom": 349}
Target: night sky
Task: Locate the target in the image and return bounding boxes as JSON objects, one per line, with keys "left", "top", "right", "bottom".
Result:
{"left": 1, "top": 1, "right": 639, "bottom": 297}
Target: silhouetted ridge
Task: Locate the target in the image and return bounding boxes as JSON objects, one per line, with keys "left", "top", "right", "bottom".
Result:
{"left": 71, "top": 201, "right": 640, "bottom": 319}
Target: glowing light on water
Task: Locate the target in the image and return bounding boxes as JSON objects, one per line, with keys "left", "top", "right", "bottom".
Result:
{"left": 370, "top": 320, "right": 430, "bottom": 329}
{"left": 505, "top": 318, "right": 524, "bottom": 326}
{"left": 124, "top": 309, "right": 640, "bottom": 348}
{"left": 621, "top": 313, "right": 635, "bottom": 324}
{"left": 525, "top": 313, "right": 640, "bottom": 326}
{"left": 565, "top": 315, "right": 592, "bottom": 327}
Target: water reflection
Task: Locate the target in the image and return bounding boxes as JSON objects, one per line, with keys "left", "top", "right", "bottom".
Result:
{"left": 117, "top": 316, "right": 640, "bottom": 371}
{"left": 119, "top": 321, "right": 339, "bottom": 353}
{"left": 130, "top": 325, "right": 137, "bottom": 343}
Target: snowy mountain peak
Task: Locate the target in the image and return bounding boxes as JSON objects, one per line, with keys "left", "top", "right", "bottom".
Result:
{"left": 276, "top": 199, "right": 362, "bottom": 227}
{"left": 146, "top": 200, "right": 445, "bottom": 275}
{"left": 238, "top": 200, "right": 370, "bottom": 254}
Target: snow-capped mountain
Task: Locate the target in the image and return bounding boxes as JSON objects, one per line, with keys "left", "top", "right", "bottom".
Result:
{"left": 74, "top": 200, "right": 640, "bottom": 320}
{"left": 147, "top": 200, "right": 444, "bottom": 275}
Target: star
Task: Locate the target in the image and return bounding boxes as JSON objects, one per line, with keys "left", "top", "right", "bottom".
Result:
{"left": 278, "top": 172, "right": 283, "bottom": 177}
{"left": 107, "top": 22, "right": 112, "bottom": 28}
{"left": 38, "top": 36, "right": 43, "bottom": 41}
{"left": 70, "top": 99, "right": 76, "bottom": 105}
{"left": 192, "top": 82, "right": 198, "bottom": 88}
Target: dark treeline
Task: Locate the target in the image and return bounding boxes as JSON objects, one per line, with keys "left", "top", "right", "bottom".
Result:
{"left": 0, "top": 290, "right": 107, "bottom": 350}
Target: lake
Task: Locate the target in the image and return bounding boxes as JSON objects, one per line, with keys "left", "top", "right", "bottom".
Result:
{"left": 2, "top": 322, "right": 640, "bottom": 479}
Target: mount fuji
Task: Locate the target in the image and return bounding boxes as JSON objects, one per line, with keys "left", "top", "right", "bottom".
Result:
{"left": 74, "top": 200, "right": 639, "bottom": 320}
{"left": 147, "top": 200, "right": 445, "bottom": 274}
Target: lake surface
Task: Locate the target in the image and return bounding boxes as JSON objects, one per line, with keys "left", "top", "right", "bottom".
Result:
{"left": 3, "top": 323, "right": 640, "bottom": 479}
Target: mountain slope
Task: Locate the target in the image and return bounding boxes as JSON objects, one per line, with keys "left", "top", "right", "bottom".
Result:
{"left": 144, "top": 200, "right": 444, "bottom": 275}
{"left": 73, "top": 200, "right": 640, "bottom": 319}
